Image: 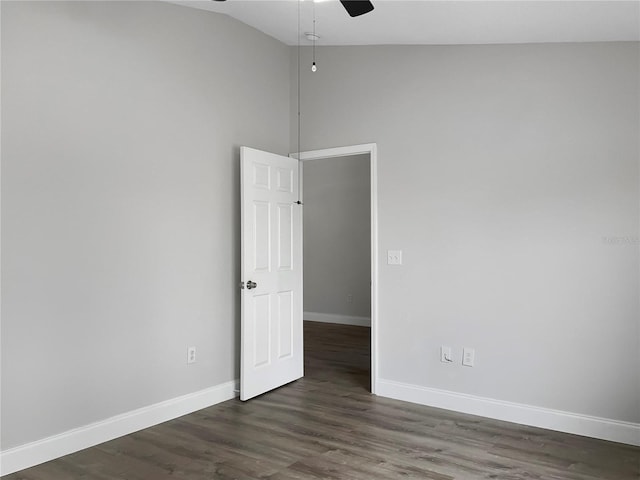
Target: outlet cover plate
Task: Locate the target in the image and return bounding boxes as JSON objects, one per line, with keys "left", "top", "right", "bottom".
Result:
{"left": 462, "top": 347, "right": 475, "bottom": 367}
{"left": 387, "top": 250, "right": 402, "bottom": 265}
{"left": 187, "top": 346, "right": 196, "bottom": 364}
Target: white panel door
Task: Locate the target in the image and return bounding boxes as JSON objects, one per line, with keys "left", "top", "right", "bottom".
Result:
{"left": 240, "top": 146, "right": 303, "bottom": 401}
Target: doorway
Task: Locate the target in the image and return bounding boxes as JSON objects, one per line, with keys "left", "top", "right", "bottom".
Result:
{"left": 297, "top": 144, "right": 378, "bottom": 394}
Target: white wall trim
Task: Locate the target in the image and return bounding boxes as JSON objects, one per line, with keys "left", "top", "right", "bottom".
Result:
{"left": 377, "top": 378, "right": 640, "bottom": 447}
{"left": 304, "top": 312, "right": 371, "bottom": 327}
{"left": 0, "top": 380, "right": 239, "bottom": 476}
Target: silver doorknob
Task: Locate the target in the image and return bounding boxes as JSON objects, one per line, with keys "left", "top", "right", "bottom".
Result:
{"left": 246, "top": 281, "right": 257, "bottom": 290}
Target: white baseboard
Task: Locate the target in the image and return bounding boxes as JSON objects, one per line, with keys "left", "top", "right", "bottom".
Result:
{"left": 0, "top": 380, "right": 239, "bottom": 476}
{"left": 304, "top": 311, "right": 371, "bottom": 327}
{"left": 376, "top": 378, "right": 640, "bottom": 447}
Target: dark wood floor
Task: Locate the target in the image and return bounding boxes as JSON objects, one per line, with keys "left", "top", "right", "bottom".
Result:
{"left": 5, "top": 321, "right": 639, "bottom": 479}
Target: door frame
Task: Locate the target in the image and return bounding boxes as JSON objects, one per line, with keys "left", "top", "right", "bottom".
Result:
{"left": 292, "top": 143, "right": 379, "bottom": 394}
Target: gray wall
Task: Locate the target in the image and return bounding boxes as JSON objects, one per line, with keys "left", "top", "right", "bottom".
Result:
{"left": 1, "top": 1, "right": 290, "bottom": 449}
{"left": 2, "top": 0, "right": 638, "bottom": 454}
{"left": 303, "top": 154, "right": 371, "bottom": 318}
{"left": 293, "top": 43, "right": 639, "bottom": 423}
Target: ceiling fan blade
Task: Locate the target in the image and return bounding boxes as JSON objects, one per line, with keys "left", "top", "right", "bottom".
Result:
{"left": 339, "top": 0, "right": 374, "bottom": 17}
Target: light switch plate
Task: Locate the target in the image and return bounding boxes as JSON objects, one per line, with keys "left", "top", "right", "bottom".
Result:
{"left": 387, "top": 250, "right": 402, "bottom": 265}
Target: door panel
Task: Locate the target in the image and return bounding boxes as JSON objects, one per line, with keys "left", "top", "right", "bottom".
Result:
{"left": 252, "top": 294, "right": 271, "bottom": 368}
{"left": 241, "top": 147, "right": 303, "bottom": 401}
{"left": 278, "top": 203, "right": 293, "bottom": 270}
{"left": 253, "top": 201, "right": 271, "bottom": 272}
{"left": 277, "top": 290, "right": 294, "bottom": 359}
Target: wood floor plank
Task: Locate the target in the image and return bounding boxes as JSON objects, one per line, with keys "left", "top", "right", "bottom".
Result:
{"left": 4, "top": 321, "right": 639, "bottom": 479}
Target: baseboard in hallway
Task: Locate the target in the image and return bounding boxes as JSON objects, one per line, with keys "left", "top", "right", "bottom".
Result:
{"left": 304, "top": 311, "right": 371, "bottom": 327}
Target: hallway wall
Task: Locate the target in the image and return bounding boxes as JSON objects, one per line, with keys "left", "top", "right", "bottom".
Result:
{"left": 303, "top": 154, "right": 371, "bottom": 325}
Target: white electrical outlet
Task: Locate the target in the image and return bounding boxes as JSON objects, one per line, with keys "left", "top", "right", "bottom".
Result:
{"left": 187, "top": 346, "right": 196, "bottom": 364}
{"left": 462, "top": 347, "right": 475, "bottom": 367}
{"left": 387, "top": 250, "right": 403, "bottom": 265}
{"left": 440, "top": 346, "right": 453, "bottom": 363}
{"left": 347, "top": 294, "right": 353, "bottom": 304}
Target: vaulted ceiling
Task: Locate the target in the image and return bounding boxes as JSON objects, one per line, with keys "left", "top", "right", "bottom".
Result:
{"left": 169, "top": 0, "right": 640, "bottom": 46}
